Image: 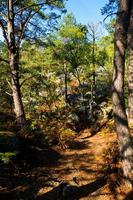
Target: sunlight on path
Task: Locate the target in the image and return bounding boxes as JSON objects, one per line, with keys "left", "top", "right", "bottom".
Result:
{"left": 36, "top": 129, "right": 117, "bottom": 200}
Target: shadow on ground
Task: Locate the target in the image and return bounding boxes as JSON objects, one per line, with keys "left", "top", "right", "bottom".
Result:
{"left": 0, "top": 128, "right": 121, "bottom": 200}
{"left": 35, "top": 176, "right": 107, "bottom": 200}
{"left": 0, "top": 147, "right": 62, "bottom": 200}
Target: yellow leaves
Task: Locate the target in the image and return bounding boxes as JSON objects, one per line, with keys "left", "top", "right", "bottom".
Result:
{"left": 99, "top": 120, "right": 115, "bottom": 136}
{"left": 60, "top": 25, "right": 86, "bottom": 40}
{"left": 59, "top": 128, "right": 76, "bottom": 140}
{"left": 129, "top": 122, "right": 133, "bottom": 128}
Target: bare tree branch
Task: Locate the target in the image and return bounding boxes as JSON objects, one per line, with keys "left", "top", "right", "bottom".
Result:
{"left": 13, "top": 0, "right": 19, "bottom": 5}
{"left": 103, "top": 12, "right": 117, "bottom": 22}
{"left": 16, "top": 10, "right": 32, "bottom": 45}
{"left": 6, "top": 78, "right": 13, "bottom": 90}
{"left": 5, "top": 91, "right": 12, "bottom": 96}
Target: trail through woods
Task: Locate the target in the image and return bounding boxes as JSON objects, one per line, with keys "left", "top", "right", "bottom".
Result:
{"left": 0, "top": 123, "right": 132, "bottom": 199}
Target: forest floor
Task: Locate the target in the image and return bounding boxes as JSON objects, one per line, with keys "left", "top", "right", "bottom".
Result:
{"left": 0, "top": 120, "right": 132, "bottom": 200}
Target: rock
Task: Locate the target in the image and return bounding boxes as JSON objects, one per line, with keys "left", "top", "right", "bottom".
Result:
{"left": 0, "top": 131, "right": 19, "bottom": 152}
{"left": 57, "top": 182, "right": 78, "bottom": 200}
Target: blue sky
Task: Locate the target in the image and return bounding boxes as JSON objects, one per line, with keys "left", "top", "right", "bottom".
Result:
{"left": 0, "top": 1, "right": 108, "bottom": 40}
{"left": 65, "top": 0, "right": 108, "bottom": 25}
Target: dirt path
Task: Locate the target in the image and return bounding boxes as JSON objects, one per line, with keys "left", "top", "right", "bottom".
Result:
{"left": 34, "top": 127, "right": 118, "bottom": 200}
{"left": 0, "top": 125, "right": 123, "bottom": 200}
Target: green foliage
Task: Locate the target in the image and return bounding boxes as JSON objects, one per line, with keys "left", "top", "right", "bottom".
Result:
{"left": 59, "top": 13, "right": 87, "bottom": 40}
{"left": 42, "top": 114, "right": 77, "bottom": 147}
{"left": 0, "top": 152, "right": 17, "bottom": 164}
{"left": 0, "top": 3, "right": 115, "bottom": 147}
{"left": 101, "top": 0, "right": 118, "bottom": 16}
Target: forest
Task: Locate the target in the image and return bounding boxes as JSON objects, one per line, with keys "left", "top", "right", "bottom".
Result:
{"left": 1, "top": 0, "right": 133, "bottom": 200}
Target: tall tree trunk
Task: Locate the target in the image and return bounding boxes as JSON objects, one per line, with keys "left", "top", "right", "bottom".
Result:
{"left": 63, "top": 60, "right": 68, "bottom": 105}
{"left": 8, "top": 0, "right": 26, "bottom": 126}
{"left": 92, "top": 36, "right": 96, "bottom": 97}
{"left": 128, "top": 2, "right": 133, "bottom": 123}
{"left": 9, "top": 50, "right": 26, "bottom": 126}
{"left": 112, "top": 0, "right": 133, "bottom": 188}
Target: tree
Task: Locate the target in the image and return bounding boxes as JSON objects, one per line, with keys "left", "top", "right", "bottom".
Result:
{"left": 103, "top": 0, "right": 133, "bottom": 125}
{"left": 53, "top": 14, "right": 89, "bottom": 104}
{"left": 112, "top": 0, "right": 133, "bottom": 188}
{"left": 101, "top": 0, "right": 118, "bottom": 18}
{"left": 87, "top": 23, "right": 102, "bottom": 101}
{"left": 19, "top": 39, "right": 65, "bottom": 117}
{"left": 0, "top": 0, "right": 65, "bottom": 126}
{"left": 128, "top": 2, "right": 133, "bottom": 123}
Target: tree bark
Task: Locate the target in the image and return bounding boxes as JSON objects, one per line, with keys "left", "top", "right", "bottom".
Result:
{"left": 128, "top": 1, "right": 133, "bottom": 123}
{"left": 92, "top": 35, "right": 96, "bottom": 97}
{"left": 112, "top": 0, "right": 133, "bottom": 188}
{"left": 63, "top": 60, "right": 68, "bottom": 105}
{"left": 7, "top": 0, "right": 26, "bottom": 126}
